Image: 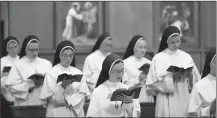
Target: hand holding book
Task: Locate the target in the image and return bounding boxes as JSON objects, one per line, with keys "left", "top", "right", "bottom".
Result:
{"left": 110, "top": 86, "right": 142, "bottom": 102}
{"left": 167, "top": 65, "right": 193, "bottom": 82}
{"left": 138, "top": 63, "right": 150, "bottom": 85}
{"left": 28, "top": 73, "right": 45, "bottom": 87}
{"left": 56, "top": 73, "right": 83, "bottom": 89}
{"left": 116, "top": 92, "right": 134, "bottom": 105}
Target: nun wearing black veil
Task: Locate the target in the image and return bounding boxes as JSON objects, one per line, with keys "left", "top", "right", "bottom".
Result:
{"left": 1, "top": 36, "right": 19, "bottom": 104}
{"left": 86, "top": 53, "right": 141, "bottom": 117}
{"left": 5, "top": 35, "right": 52, "bottom": 106}
{"left": 122, "top": 35, "right": 153, "bottom": 103}
{"left": 39, "top": 40, "right": 89, "bottom": 117}
{"left": 82, "top": 32, "right": 112, "bottom": 96}
{"left": 145, "top": 26, "right": 201, "bottom": 117}
{"left": 187, "top": 48, "right": 216, "bottom": 117}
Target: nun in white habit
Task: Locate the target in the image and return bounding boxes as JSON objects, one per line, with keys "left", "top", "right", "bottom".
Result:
{"left": 122, "top": 35, "right": 153, "bottom": 103}
{"left": 145, "top": 26, "right": 201, "bottom": 117}
{"left": 5, "top": 35, "right": 52, "bottom": 106}
{"left": 39, "top": 40, "right": 89, "bottom": 117}
{"left": 187, "top": 48, "right": 216, "bottom": 117}
{"left": 86, "top": 53, "right": 141, "bottom": 117}
{"left": 82, "top": 32, "right": 112, "bottom": 96}
{"left": 1, "top": 36, "right": 20, "bottom": 104}
{"left": 123, "top": 35, "right": 151, "bottom": 87}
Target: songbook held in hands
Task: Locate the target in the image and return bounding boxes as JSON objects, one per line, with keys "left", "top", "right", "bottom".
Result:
{"left": 138, "top": 63, "right": 150, "bottom": 75}
{"left": 56, "top": 73, "right": 83, "bottom": 83}
{"left": 110, "top": 86, "right": 142, "bottom": 101}
{"left": 28, "top": 73, "right": 45, "bottom": 80}
{"left": 167, "top": 65, "right": 193, "bottom": 73}
{"left": 2, "top": 66, "right": 12, "bottom": 73}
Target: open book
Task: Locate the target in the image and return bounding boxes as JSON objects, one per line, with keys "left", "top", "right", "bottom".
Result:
{"left": 2, "top": 66, "right": 11, "bottom": 73}
{"left": 28, "top": 73, "right": 45, "bottom": 80}
{"left": 167, "top": 65, "right": 193, "bottom": 73}
{"left": 110, "top": 86, "right": 142, "bottom": 101}
{"left": 56, "top": 73, "right": 83, "bottom": 83}
{"left": 138, "top": 63, "right": 150, "bottom": 75}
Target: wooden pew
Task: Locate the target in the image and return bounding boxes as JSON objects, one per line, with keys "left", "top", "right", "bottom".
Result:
{"left": 11, "top": 105, "right": 46, "bottom": 118}
{"left": 11, "top": 102, "right": 155, "bottom": 117}
{"left": 140, "top": 102, "right": 155, "bottom": 117}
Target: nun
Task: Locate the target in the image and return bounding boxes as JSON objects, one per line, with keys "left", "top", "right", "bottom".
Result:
{"left": 145, "top": 26, "right": 201, "bottom": 117}
{"left": 122, "top": 35, "right": 151, "bottom": 87}
{"left": 82, "top": 32, "right": 112, "bottom": 96}
{"left": 5, "top": 35, "right": 52, "bottom": 106}
{"left": 86, "top": 53, "right": 141, "bottom": 117}
{"left": 39, "top": 40, "right": 89, "bottom": 117}
{"left": 187, "top": 48, "right": 216, "bottom": 117}
{"left": 1, "top": 36, "right": 19, "bottom": 104}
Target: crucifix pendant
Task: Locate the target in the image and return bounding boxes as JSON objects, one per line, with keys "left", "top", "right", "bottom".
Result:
{"left": 115, "top": 104, "right": 119, "bottom": 109}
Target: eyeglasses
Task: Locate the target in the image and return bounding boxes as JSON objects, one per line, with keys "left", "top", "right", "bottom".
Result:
{"left": 27, "top": 48, "right": 39, "bottom": 52}
{"left": 110, "top": 68, "right": 126, "bottom": 74}
{"left": 61, "top": 54, "right": 74, "bottom": 58}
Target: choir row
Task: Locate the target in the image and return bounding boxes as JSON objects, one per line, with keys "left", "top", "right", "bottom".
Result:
{"left": 1, "top": 26, "right": 216, "bottom": 117}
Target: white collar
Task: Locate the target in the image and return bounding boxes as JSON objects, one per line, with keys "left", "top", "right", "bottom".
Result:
{"left": 207, "top": 74, "right": 216, "bottom": 81}
{"left": 6, "top": 55, "right": 19, "bottom": 61}
{"left": 97, "top": 50, "right": 111, "bottom": 57}
{"left": 25, "top": 56, "right": 37, "bottom": 62}
{"left": 58, "top": 64, "right": 71, "bottom": 72}
{"left": 165, "top": 48, "right": 179, "bottom": 55}
{"left": 132, "top": 55, "right": 143, "bottom": 62}
{"left": 104, "top": 80, "right": 120, "bottom": 87}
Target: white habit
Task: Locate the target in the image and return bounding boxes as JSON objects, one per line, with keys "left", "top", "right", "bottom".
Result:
{"left": 123, "top": 55, "right": 154, "bottom": 103}
{"left": 39, "top": 64, "right": 90, "bottom": 117}
{"left": 187, "top": 74, "right": 216, "bottom": 117}
{"left": 86, "top": 80, "right": 141, "bottom": 117}
{"left": 1, "top": 55, "right": 19, "bottom": 102}
{"left": 82, "top": 50, "right": 110, "bottom": 95}
{"left": 5, "top": 56, "right": 52, "bottom": 106}
{"left": 146, "top": 49, "right": 201, "bottom": 117}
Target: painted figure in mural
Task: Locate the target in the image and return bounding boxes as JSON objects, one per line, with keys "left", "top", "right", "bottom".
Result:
{"left": 62, "top": 2, "right": 97, "bottom": 45}
{"left": 83, "top": 2, "right": 97, "bottom": 39}
{"left": 62, "top": 2, "right": 83, "bottom": 40}
{"left": 160, "top": 3, "right": 193, "bottom": 44}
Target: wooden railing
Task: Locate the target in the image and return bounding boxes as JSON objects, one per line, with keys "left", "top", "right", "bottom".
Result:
{"left": 11, "top": 102, "right": 155, "bottom": 117}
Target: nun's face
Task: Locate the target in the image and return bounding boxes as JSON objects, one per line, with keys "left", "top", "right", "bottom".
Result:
{"left": 167, "top": 35, "right": 181, "bottom": 51}
{"left": 26, "top": 42, "right": 39, "bottom": 59}
{"left": 109, "top": 62, "right": 125, "bottom": 82}
{"left": 59, "top": 49, "right": 74, "bottom": 68}
{"left": 134, "top": 40, "right": 147, "bottom": 58}
{"left": 7, "top": 42, "right": 19, "bottom": 58}
{"left": 99, "top": 39, "right": 112, "bottom": 53}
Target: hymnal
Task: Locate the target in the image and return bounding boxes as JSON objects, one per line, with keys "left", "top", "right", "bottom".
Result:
{"left": 2, "top": 66, "right": 11, "bottom": 73}
{"left": 56, "top": 73, "right": 83, "bottom": 83}
{"left": 110, "top": 86, "right": 142, "bottom": 101}
{"left": 138, "top": 63, "right": 150, "bottom": 75}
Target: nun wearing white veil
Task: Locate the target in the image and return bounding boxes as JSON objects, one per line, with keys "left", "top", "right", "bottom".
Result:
{"left": 5, "top": 35, "right": 52, "bottom": 106}
{"left": 145, "top": 26, "right": 201, "bottom": 117}
{"left": 187, "top": 48, "right": 216, "bottom": 117}
{"left": 86, "top": 53, "right": 141, "bottom": 117}
{"left": 39, "top": 40, "right": 89, "bottom": 117}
